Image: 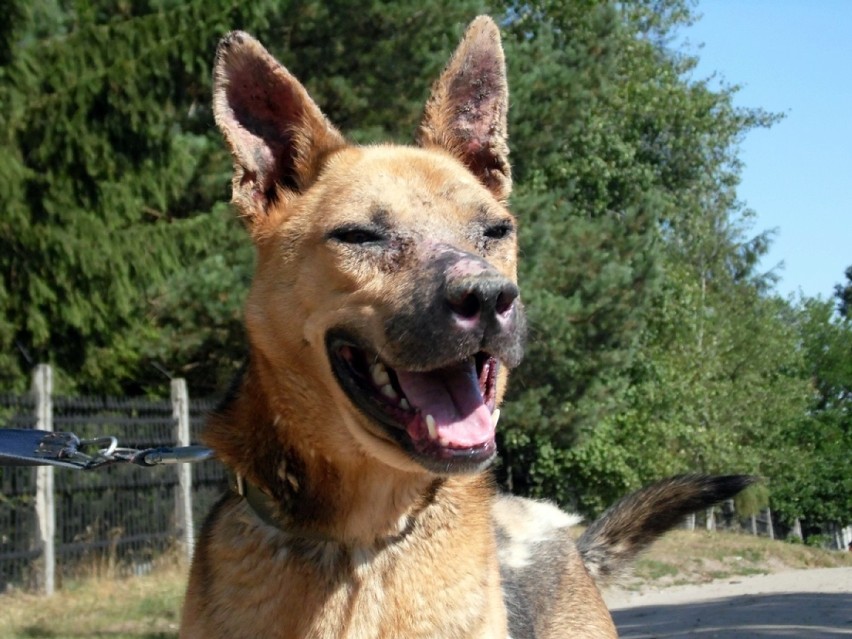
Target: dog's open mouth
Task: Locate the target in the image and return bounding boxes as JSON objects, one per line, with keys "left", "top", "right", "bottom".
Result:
{"left": 327, "top": 332, "right": 499, "bottom": 471}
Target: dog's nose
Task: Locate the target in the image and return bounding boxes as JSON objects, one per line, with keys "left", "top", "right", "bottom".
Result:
{"left": 445, "top": 260, "right": 518, "bottom": 327}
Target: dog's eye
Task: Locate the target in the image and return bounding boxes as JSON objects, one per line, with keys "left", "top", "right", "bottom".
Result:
{"left": 329, "top": 228, "right": 384, "bottom": 245}
{"left": 483, "top": 221, "right": 513, "bottom": 240}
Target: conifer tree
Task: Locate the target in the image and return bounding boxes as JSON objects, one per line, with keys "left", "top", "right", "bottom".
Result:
{"left": 835, "top": 266, "right": 852, "bottom": 318}
{"left": 0, "top": 0, "right": 487, "bottom": 394}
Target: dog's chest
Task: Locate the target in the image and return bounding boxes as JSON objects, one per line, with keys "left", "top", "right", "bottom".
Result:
{"left": 199, "top": 514, "right": 505, "bottom": 639}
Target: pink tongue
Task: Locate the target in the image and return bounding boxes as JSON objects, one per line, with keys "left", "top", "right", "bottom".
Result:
{"left": 395, "top": 362, "right": 494, "bottom": 448}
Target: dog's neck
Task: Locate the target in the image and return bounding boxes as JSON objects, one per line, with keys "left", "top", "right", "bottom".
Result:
{"left": 206, "top": 358, "right": 483, "bottom": 547}
{"left": 233, "top": 465, "right": 443, "bottom": 548}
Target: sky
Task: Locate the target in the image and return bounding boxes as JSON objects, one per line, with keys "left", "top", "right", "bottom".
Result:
{"left": 681, "top": 1, "right": 851, "bottom": 301}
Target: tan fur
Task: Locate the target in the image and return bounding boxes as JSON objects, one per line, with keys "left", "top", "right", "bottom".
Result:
{"left": 182, "top": 16, "right": 750, "bottom": 639}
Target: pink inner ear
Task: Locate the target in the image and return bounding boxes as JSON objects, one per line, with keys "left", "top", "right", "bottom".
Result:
{"left": 221, "top": 53, "right": 306, "bottom": 193}
{"left": 453, "top": 63, "right": 500, "bottom": 124}
{"left": 447, "top": 47, "right": 506, "bottom": 156}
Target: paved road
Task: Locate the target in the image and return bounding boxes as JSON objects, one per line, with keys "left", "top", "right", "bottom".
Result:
{"left": 604, "top": 567, "right": 852, "bottom": 638}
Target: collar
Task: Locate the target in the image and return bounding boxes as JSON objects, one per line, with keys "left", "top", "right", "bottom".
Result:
{"left": 232, "top": 473, "right": 421, "bottom": 548}
{"left": 233, "top": 473, "right": 338, "bottom": 544}
{"left": 235, "top": 473, "right": 281, "bottom": 530}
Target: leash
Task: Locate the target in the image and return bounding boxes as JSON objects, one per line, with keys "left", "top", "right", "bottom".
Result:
{"left": 0, "top": 428, "right": 214, "bottom": 470}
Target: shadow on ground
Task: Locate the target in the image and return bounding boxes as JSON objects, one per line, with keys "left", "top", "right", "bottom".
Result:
{"left": 613, "top": 592, "right": 852, "bottom": 638}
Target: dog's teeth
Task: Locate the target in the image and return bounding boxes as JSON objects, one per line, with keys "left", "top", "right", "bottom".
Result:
{"left": 491, "top": 408, "right": 501, "bottom": 428}
{"left": 286, "top": 473, "right": 300, "bottom": 492}
{"left": 400, "top": 398, "right": 410, "bottom": 410}
{"left": 426, "top": 414, "right": 437, "bottom": 440}
{"left": 381, "top": 384, "right": 398, "bottom": 399}
{"left": 371, "top": 363, "right": 390, "bottom": 387}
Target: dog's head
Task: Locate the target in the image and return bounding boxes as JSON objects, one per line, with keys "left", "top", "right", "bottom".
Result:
{"left": 213, "top": 17, "right": 525, "bottom": 476}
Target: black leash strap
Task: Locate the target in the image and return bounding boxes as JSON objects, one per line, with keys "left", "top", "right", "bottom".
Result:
{"left": 0, "top": 428, "right": 214, "bottom": 470}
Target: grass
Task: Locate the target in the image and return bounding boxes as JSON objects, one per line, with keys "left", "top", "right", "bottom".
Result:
{"left": 0, "top": 562, "right": 186, "bottom": 639}
{"left": 625, "top": 529, "right": 852, "bottom": 590}
{"left": 1, "top": 530, "right": 850, "bottom": 638}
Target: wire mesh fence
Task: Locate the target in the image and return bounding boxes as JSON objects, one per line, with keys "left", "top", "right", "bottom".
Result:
{"left": 0, "top": 377, "right": 226, "bottom": 593}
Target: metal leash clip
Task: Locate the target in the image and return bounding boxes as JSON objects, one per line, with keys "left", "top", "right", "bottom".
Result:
{"left": 133, "top": 445, "right": 215, "bottom": 466}
{"left": 31, "top": 431, "right": 121, "bottom": 469}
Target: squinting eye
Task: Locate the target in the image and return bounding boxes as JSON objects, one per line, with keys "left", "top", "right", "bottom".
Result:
{"left": 329, "top": 228, "right": 384, "bottom": 244}
{"left": 484, "top": 222, "right": 513, "bottom": 240}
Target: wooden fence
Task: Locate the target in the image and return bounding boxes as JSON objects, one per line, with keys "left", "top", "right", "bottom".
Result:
{"left": 0, "top": 364, "right": 227, "bottom": 594}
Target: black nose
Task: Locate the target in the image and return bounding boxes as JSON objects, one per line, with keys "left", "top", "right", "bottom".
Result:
{"left": 446, "top": 270, "right": 519, "bottom": 324}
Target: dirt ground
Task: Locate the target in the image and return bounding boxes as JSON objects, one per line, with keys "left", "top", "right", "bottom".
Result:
{"left": 604, "top": 566, "right": 852, "bottom": 638}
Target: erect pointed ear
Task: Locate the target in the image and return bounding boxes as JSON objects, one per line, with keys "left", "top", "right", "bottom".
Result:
{"left": 418, "top": 16, "right": 511, "bottom": 202}
{"left": 213, "top": 31, "right": 346, "bottom": 221}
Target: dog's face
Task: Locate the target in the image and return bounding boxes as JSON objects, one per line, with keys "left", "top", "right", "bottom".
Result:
{"left": 213, "top": 19, "right": 525, "bottom": 475}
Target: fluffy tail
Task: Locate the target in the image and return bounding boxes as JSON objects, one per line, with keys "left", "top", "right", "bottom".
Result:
{"left": 577, "top": 474, "right": 755, "bottom": 582}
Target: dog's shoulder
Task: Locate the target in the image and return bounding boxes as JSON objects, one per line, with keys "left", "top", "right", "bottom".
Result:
{"left": 492, "top": 493, "right": 581, "bottom": 581}
{"left": 492, "top": 494, "right": 615, "bottom": 638}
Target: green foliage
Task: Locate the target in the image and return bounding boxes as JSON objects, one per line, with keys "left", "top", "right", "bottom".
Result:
{"left": 804, "top": 534, "right": 831, "bottom": 549}
{"left": 496, "top": 0, "right": 803, "bottom": 516}
{"left": 735, "top": 484, "right": 770, "bottom": 519}
{"left": 0, "top": 0, "right": 281, "bottom": 394}
{"left": 767, "top": 298, "right": 852, "bottom": 524}
{"left": 0, "top": 0, "right": 488, "bottom": 395}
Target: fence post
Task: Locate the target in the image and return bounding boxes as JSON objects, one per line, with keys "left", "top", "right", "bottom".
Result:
{"left": 171, "top": 378, "right": 194, "bottom": 562}
{"left": 33, "top": 364, "right": 55, "bottom": 595}
{"left": 765, "top": 507, "right": 775, "bottom": 540}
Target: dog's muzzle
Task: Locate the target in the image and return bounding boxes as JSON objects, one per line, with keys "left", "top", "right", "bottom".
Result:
{"left": 326, "top": 247, "right": 526, "bottom": 474}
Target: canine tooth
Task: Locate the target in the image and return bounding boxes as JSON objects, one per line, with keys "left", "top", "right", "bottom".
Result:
{"left": 286, "top": 473, "right": 300, "bottom": 492}
{"left": 371, "top": 363, "right": 390, "bottom": 387}
{"left": 381, "top": 384, "right": 398, "bottom": 399}
{"left": 426, "top": 414, "right": 437, "bottom": 440}
{"left": 400, "top": 398, "right": 410, "bottom": 410}
{"left": 491, "top": 408, "right": 501, "bottom": 428}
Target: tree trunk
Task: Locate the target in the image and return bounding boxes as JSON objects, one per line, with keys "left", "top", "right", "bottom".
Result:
{"left": 791, "top": 518, "right": 803, "bottom": 541}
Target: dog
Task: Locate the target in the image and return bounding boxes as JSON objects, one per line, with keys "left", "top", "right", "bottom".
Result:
{"left": 180, "top": 16, "right": 752, "bottom": 638}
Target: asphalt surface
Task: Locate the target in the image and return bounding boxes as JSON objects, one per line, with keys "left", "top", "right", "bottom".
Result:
{"left": 604, "top": 567, "right": 852, "bottom": 638}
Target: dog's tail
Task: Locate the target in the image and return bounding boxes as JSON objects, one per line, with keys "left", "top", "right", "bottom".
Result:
{"left": 577, "top": 474, "right": 755, "bottom": 582}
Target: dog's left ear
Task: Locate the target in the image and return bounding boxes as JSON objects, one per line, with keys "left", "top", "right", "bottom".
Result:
{"left": 418, "top": 16, "right": 511, "bottom": 202}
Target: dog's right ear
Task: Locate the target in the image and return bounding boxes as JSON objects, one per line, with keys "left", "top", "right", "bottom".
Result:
{"left": 213, "top": 32, "right": 346, "bottom": 222}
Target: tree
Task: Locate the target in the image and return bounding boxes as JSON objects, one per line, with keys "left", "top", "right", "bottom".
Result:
{"left": 769, "top": 297, "right": 852, "bottom": 526}
{"left": 498, "top": 2, "right": 663, "bottom": 475}
{"left": 835, "top": 265, "right": 852, "bottom": 318}
{"left": 0, "top": 0, "right": 283, "bottom": 393}
{"left": 495, "top": 0, "right": 787, "bottom": 513}
{"left": 0, "top": 0, "right": 489, "bottom": 395}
